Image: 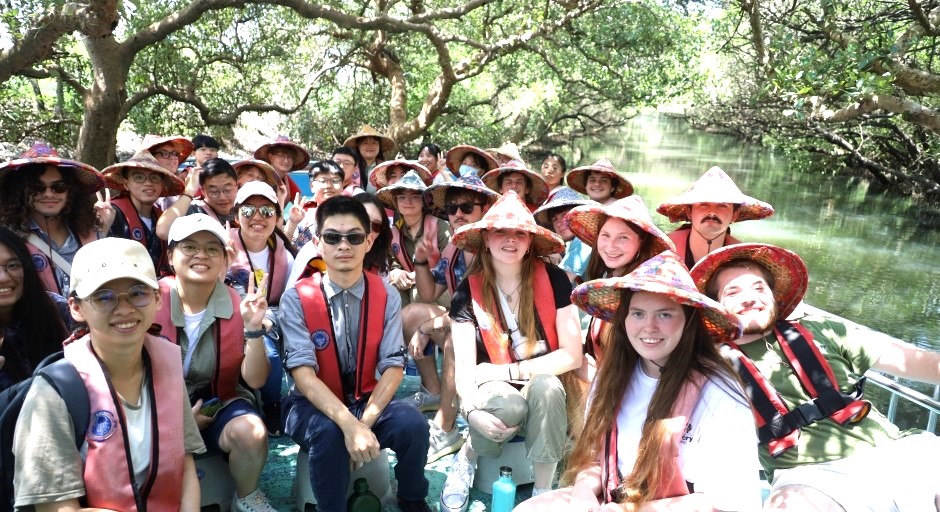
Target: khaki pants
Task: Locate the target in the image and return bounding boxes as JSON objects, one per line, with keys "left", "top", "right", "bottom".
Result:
{"left": 467, "top": 374, "right": 568, "bottom": 464}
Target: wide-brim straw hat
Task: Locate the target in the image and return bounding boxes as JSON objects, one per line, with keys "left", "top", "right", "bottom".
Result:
{"left": 657, "top": 166, "right": 774, "bottom": 223}
{"left": 141, "top": 134, "right": 194, "bottom": 165}
{"left": 102, "top": 151, "right": 185, "bottom": 197}
{"left": 423, "top": 174, "right": 501, "bottom": 220}
{"left": 481, "top": 160, "right": 549, "bottom": 206}
{"left": 532, "top": 187, "right": 595, "bottom": 226}
{"left": 566, "top": 157, "right": 634, "bottom": 199}
{"left": 486, "top": 142, "right": 524, "bottom": 163}
{"left": 370, "top": 159, "right": 432, "bottom": 189}
{"left": 572, "top": 251, "right": 742, "bottom": 343}
{"left": 343, "top": 125, "right": 396, "bottom": 156}
{"left": 445, "top": 145, "right": 499, "bottom": 177}
{"left": 0, "top": 141, "right": 104, "bottom": 194}
{"left": 253, "top": 135, "right": 311, "bottom": 171}
{"left": 232, "top": 159, "right": 279, "bottom": 189}
{"left": 451, "top": 191, "right": 565, "bottom": 257}
{"left": 376, "top": 169, "right": 430, "bottom": 210}
{"left": 690, "top": 243, "right": 808, "bottom": 319}
{"left": 566, "top": 195, "right": 675, "bottom": 255}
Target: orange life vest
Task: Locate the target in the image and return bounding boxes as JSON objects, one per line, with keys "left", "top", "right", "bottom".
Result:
{"left": 65, "top": 333, "right": 185, "bottom": 511}
{"left": 294, "top": 272, "right": 388, "bottom": 402}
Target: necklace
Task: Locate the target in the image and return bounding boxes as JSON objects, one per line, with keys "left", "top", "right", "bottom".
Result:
{"left": 498, "top": 281, "right": 523, "bottom": 305}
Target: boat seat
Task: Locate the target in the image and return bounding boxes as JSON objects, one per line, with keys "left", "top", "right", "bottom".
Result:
{"left": 195, "top": 451, "right": 235, "bottom": 511}
{"left": 294, "top": 448, "right": 393, "bottom": 511}
{"left": 473, "top": 436, "right": 534, "bottom": 493}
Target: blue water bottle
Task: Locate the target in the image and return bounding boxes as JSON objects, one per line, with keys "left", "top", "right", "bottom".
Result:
{"left": 491, "top": 466, "right": 516, "bottom": 512}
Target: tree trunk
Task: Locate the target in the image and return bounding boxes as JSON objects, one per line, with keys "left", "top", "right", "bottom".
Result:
{"left": 76, "top": 35, "right": 130, "bottom": 169}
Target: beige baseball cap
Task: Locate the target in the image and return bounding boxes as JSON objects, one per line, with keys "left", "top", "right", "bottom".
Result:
{"left": 70, "top": 238, "right": 158, "bottom": 298}
{"left": 167, "top": 213, "right": 229, "bottom": 245}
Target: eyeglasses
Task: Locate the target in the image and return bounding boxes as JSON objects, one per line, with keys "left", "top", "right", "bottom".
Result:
{"left": 85, "top": 284, "right": 154, "bottom": 312}
{"left": 370, "top": 220, "right": 384, "bottom": 233}
{"left": 396, "top": 194, "right": 422, "bottom": 203}
{"left": 444, "top": 202, "right": 484, "bottom": 215}
{"left": 311, "top": 177, "right": 343, "bottom": 187}
{"left": 129, "top": 172, "right": 164, "bottom": 184}
{"left": 205, "top": 187, "right": 236, "bottom": 197}
{"left": 0, "top": 261, "right": 24, "bottom": 275}
{"left": 176, "top": 241, "right": 225, "bottom": 257}
{"left": 334, "top": 160, "right": 356, "bottom": 169}
{"left": 32, "top": 181, "right": 69, "bottom": 195}
{"left": 239, "top": 204, "right": 277, "bottom": 219}
{"left": 320, "top": 232, "right": 367, "bottom": 246}
{"left": 153, "top": 150, "right": 180, "bottom": 160}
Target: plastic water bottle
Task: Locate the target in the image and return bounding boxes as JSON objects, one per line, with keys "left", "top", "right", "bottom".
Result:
{"left": 491, "top": 466, "right": 516, "bottom": 512}
{"left": 346, "top": 477, "right": 381, "bottom": 512}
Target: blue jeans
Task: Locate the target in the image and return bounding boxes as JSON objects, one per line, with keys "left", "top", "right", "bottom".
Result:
{"left": 282, "top": 393, "right": 430, "bottom": 512}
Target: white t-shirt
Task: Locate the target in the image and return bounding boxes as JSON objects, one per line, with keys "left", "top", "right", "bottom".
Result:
{"left": 613, "top": 363, "right": 762, "bottom": 511}
{"left": 119, "top": 377, "right": 153, "bottom": 487}
{"left": 248, "top": 246, "right": 295, "bottom": 295}
{"left": 182, "top": 309, "right": 207, "bottom": 376}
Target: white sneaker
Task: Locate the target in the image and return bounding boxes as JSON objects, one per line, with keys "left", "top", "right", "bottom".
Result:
{"left": 439, "top": 453, "right": 474, "bottom": 512}
{"left": 427, "top": 420, "right": 464, "bottom": 463}
{"left": 403, "top": 386, "right": 441, "bottom": 412}
{"left": 231, "top": 489, "right": 277, "bottom": 512}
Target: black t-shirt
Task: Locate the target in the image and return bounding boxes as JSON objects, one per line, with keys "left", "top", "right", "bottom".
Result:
{"left": 449, "top": 263, "right": 572, "bottom": 362}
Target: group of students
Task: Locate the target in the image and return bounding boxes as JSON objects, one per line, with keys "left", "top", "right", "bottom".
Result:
{"left": 0, "top": 126, "right": 937, "bottom": 512}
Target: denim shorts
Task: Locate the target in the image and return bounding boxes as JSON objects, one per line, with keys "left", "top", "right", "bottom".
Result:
{"left": 201, "top": 398, "right": 260, "bottom": 453}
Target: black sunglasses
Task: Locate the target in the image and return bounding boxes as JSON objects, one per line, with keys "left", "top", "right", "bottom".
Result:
{"left": 32, "top": 181, "right": 69, "bottom": 194}
{"left": 444, "top": 202, "right": 484, "bottom": 215}
{"left": 321, "top": 232, "right": 367, "bottom": 246}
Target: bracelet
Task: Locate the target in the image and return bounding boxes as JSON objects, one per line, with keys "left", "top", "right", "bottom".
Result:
{"left": 413, "top": 259, "right": 429, "bottom": 266}
{"left": 244, "top": 328, "right": 266, "bottom": 339}
{"left": 180, "top": 193, "right": 194, "bottom": 200}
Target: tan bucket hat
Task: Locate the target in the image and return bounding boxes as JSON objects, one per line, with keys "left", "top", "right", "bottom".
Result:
{"left": 343, "top": 125, "right": 396, "bottom": 157}
{"left": 232, "top": 159, "right": 279, "bottom": 189}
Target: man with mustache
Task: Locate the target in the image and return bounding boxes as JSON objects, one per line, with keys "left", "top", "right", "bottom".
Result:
{"left": 657, "top": 166, "right": 773, "bottom": 268}
{"left": 692, "top": 243, "right": 940, "bottom": 512}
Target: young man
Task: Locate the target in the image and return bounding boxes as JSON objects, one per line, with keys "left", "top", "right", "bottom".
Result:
{"left": 401, "top": 174, "right": 499, "bottom": 462}
{"left": 286, "top": 160, "right": 345, "bottom": 248}
{"left": 154, "top": 134, "right": 213, "bottom": 212}
{"left": 691, "top": 243, "right": 940, "bottom": 512}
{"left": 155, "top": 158, "right": 240, "bottom": 240}
{"left": 657, "top": 166, "right": 774, "bottom": 268}
{"left": 254, "top": 135, "right": 309, "bottom": 202}
{"left": 278, "top": 196, "right": 431, "bottom": 512}
{"left": 481, "top": 160, "right": 548, "bottom": 212}
{"left": 565, "top": 157, "right": 633, "bottom": 206}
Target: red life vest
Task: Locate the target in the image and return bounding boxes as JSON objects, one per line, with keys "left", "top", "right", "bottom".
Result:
{"left": 26, "top": 231, "right": 98, "bottom": 295}
{"left": 294, "top": 272, "right": 388, "bottom": 402}
{"left": 602, "top": 372, "right": 705, "bottom": 503}
{"left": 439, "top": 243, "right": 463, "bottom": 295}
{"left": 668, "top": 226, "right": 741, "bottom": 270}
{"left": 153, "top": 277, "right": 244, "bottom": 401}
{"left": 228, "top": 228, "right": 290, "bottom": 305}
{"left": 64, "top": 333, "right": 185, "bottom": 511}
{"left": 722, "top": 320, "right": 871, "bottom": 457}
{"left": 390, "top": 215, "right": 441, "bottom": 272}
{"left": 467, "top": 260, "right": 559, "bottom": 364}
{"left": 111, "top": 196, "right": 168, "bottom": 275}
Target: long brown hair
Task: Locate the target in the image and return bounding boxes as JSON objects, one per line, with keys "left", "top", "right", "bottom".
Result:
{"left": 585, "top": 216, "right": 658, "bottom": 281}
{"left": 562, "top": 289, "right": 743, "bottom": 507}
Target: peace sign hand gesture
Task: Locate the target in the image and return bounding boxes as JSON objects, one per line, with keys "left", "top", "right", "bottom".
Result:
{"left": 240, "top": 272, "right": 268, "bottom": 330}
{"left": 94, "top": 188, "right": 115, "bottom": 233}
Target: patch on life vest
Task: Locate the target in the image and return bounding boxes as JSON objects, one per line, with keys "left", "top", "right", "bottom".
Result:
{"left": 196, "top": 468, "right": 206, "bottom": 480}
{"left": 131, "top": 227, "right": 144, "bottom": 240}
{"left": 88, "top": 410, "right": 117, "bottom": 442}
{"left": 311, "top": 330, "right": 330, "bottom": 350}
{"left": 31, "top": 254, "right": 47, "bottom": 271}
{"left": 439, "top": 257, "right": 448, "bottom": 271}
{"left": 391, "top": 242, "right": 400, "bottom": 255}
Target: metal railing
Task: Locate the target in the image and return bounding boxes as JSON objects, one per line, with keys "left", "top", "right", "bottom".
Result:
{"left": 864, "top": 371, "right": 940, "bottom": 432}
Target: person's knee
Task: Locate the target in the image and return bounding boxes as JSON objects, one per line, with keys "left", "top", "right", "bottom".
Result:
{"left": 221, "top": 414, "right": 267, "bottom": 452}
{"left": 527, "top": 374, "right": 565, "bottom": 404}
{"left": 765, "top": 485, "right": 846, "bottom": 512}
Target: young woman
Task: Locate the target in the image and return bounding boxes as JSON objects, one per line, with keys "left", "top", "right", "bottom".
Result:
{"left": 532, "top": 187, "right": 594, "bottom": 284}
{"left": 540, "top": 153, "right": 567, "bottom": 199}
{"left": 564, "top": 195, "right": 675, "bottom": 363}
{"left": 444, "top": 145, "right": 499, "bottom": 180}
{"left": 370, "top": 159, "right": 432, "bottom": 190}
{"left": 157, "top": 214, "right": 276, "bottom": 512}
{"left": 441, "top": 191, "right": 582, "bottom": 511}
{"left": 516, "top": 251, "right": 760, "bottom": 512}
{"left": 331, "top": 146, "right": 367, "bottom": 195}
{"left": 253, "top": 135, "right": 309, "bottom": 203}
{"left": 0, "top": 226, "right": 70, "bottom": 391}
{"left": 13, "top": 237, "right": 203, "bottom": 510}
{"left": 233, "top": 159, "right": 279, "bottom": 190}
{"left": 417, "top": 143, "right": 445, "bottom": 183}
{"left": 566, "top": 158, "right": 634, "bottom": 206}
{"left": 343, "top": 125, "right": 396, "bottom": 192}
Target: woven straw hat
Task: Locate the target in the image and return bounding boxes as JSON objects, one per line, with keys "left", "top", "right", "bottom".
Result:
{"left": 451, "top": 191, "right": 564, "bottom": 257}
{"left": 370, "top": 159, "right": 432, "bottom": 189}
{"left": 486, "top": 142, "right": 524, "bottom": 164}
{"left": 532, "top": 187, "right": 595, "bottom": 226}
{"left": 445, "top": 145, "right": 499, "bottom": 177}
{"left": 566, "top": 157, "right": 634, "bottom": 199}
{"left": 565, "top": 195, "right": 675, "bottom": 255}
{"left": 343, "top": 125, "right": 396, "bottom": 157}
{"left": 423, "top": 174, "right": 501, "bottom": 220}
{"left": 0, "top": 141, "right": 104, "bottom": 194}
{"left": 232, "top": 159, "right": 279, "bottom": 189}
{"left": 656, "top": 166, "right": 774, "bottom": 223}
{"left": 140, "top": 134, "right": 194, "bottom": 165}
{"left": 572, "top": 251, "right": 742, "bottom": 343}
{"left": 690, "top": 243, "right": 808, "bottom": 319}
{"left": 253, "top": 135, "right": 311, "bottom": 171}
{"left": 376, "top": 169, "right": 429, "bottom": 210}
{"left": 102, "top": 151, "right": 185, "bottom": 197}
{"left": 481, "top": 160, "right": 549, "bottom": 206}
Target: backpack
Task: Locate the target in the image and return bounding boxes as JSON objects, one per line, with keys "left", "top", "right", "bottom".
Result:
{"left": 0, "top": 351, "right": 89, "bottom": 510}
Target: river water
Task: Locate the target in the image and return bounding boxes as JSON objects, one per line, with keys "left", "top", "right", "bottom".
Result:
{"left": 565, "top": 114, "right": 940, "bottom": 430}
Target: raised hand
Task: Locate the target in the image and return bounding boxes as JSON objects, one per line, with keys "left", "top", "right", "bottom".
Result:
{"left": 240, "top": 269, "right": 268, "bottom": 330}
{"left": 94, "top": 188, "right": 115, "bottom": 233}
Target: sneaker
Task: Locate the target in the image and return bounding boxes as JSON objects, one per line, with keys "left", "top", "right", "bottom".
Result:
{"left": 397, "top": 497, "right": 433, "bottom": 512}
{"left": 403, "top": 386, "right": 441, "bottom": 412}
{"left": 427, "top": 420, "right": 464, "bottom": 463}
{"left": 439, "top": 453, "right": 474, "bottom": 512}
{"left": 231, "top": 489, "right": 277, "bottom": 512}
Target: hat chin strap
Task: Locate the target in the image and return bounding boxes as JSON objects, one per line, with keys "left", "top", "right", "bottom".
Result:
{"left": 691, "top": 225, "right": 728, "bottom": 254}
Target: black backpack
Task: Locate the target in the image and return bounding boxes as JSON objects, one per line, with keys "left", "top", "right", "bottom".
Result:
{"left": 0, "top": 352, "right": 89, "bottom": 510}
